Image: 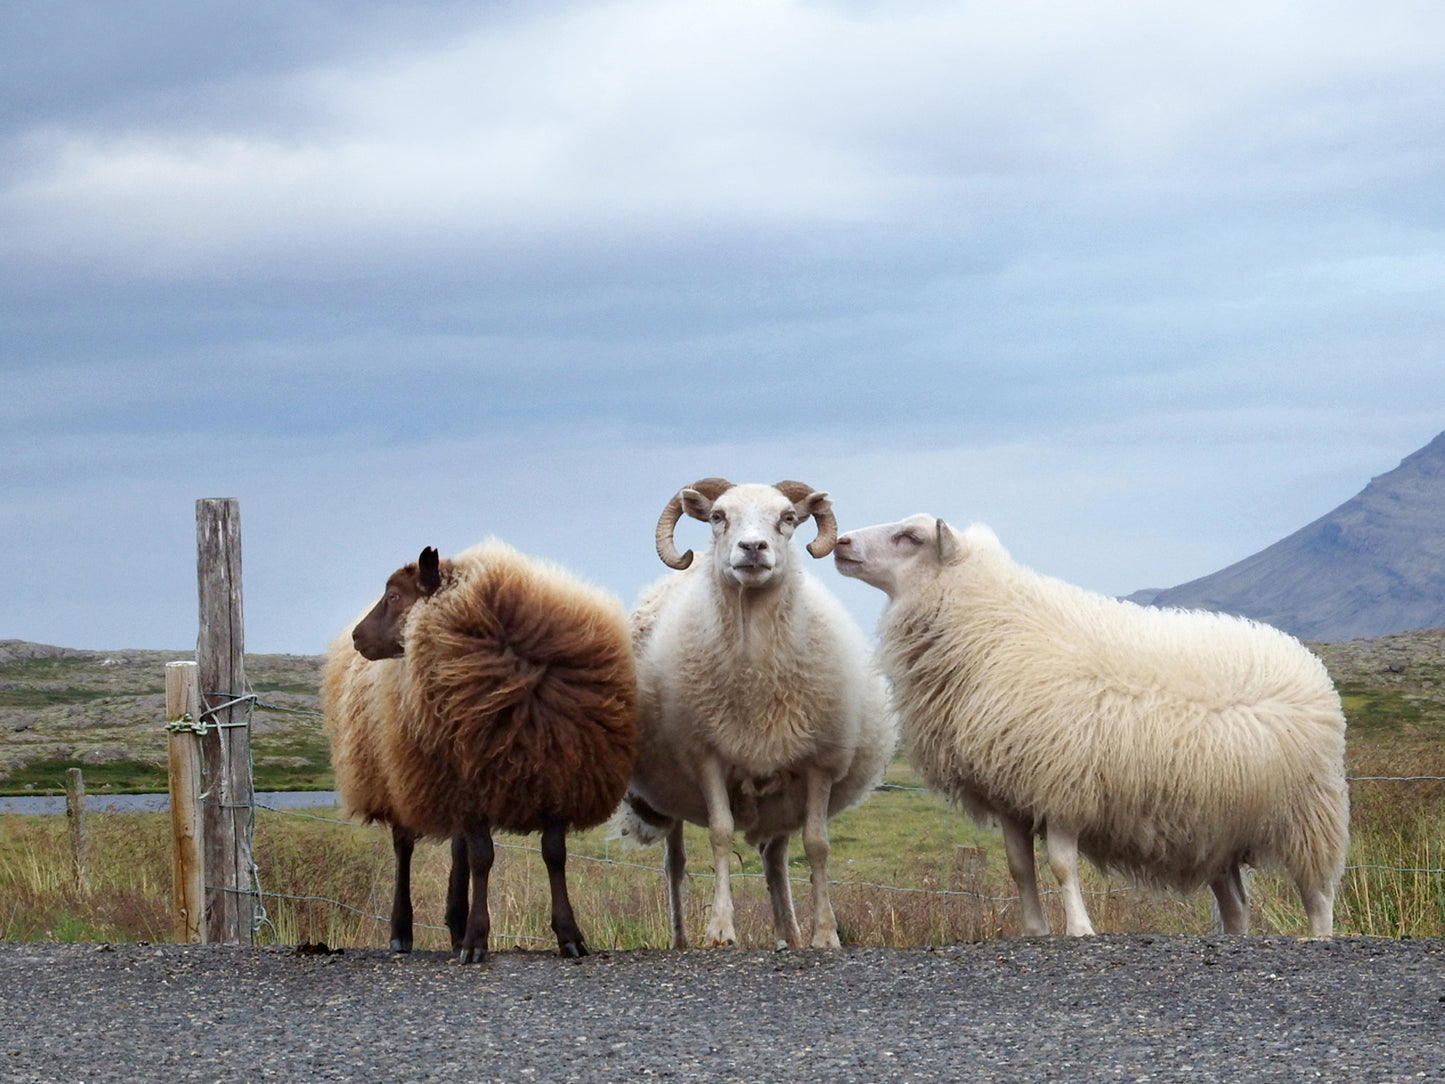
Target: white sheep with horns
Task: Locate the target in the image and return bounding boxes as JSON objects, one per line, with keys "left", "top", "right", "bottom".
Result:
{"left": 613, "top": 479, "right": 896, "bottom": 949}
{"left": 833, "top": 513, "right": 1349, "bottom": 937}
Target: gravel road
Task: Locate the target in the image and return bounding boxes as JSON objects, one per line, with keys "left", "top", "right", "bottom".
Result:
{"left": 2, "top": 936, "right": 1442, "bottom": 1082}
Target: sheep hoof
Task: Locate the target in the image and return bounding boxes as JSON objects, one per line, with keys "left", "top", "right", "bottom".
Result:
{"left": 389, "top": 939, "right": 412, "bottom": 954}
{"left": 457, "top": 946, "right": 488, "bottom": 965}
{"left": 559, "top": 939, "right": 590, "bottom": 959}
{"left": 703, "top": 916, "right": 738, "bottom": 948}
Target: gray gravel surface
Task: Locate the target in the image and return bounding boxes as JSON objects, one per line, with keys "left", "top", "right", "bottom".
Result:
{"left": 2, "top": 936, "right": 1443, "bottom": 1082}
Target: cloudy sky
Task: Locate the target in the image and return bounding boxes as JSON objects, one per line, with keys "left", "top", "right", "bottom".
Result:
{"left": 3, "top": 0, "right": 1443, "bottom": 654}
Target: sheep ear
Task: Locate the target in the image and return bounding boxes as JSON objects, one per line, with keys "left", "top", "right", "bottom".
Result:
{"left": 935, "top": 520, "right": 959, "bottom": 564}
{"left": 679, "top": 488, "right": 713, "bottom": 522}
{"left": 418, "top": 547, "right": 442, "bottom": 595}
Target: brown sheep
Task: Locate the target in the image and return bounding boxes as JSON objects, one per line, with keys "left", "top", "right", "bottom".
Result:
{"left": 322, "top": 540, "right": 637, "bottom": 962}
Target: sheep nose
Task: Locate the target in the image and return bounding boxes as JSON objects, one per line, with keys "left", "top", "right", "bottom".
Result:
{"left": 835, "top": 535, "right": 853, "bottom": 549}
{"left": 739, "top": 539, "right": 769, "bottom": 556}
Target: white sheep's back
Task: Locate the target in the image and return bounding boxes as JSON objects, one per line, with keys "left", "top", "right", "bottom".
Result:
{"left": 880, "top": 525, "right": 1347, "bottom": 891}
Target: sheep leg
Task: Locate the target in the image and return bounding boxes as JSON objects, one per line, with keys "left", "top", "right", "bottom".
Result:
{"left": 1210, "top": 863, "right": 1250, "bottom": 935}
{"left": 457, "top": 816, "right": 494, "bottom": 964}
{"left": 1044, "top": 826, "right": 1096, "bottom": 936}
{"left": 1297, "top": 880, "right": 1335, "bottom": 938}
{"left": 540, "top": 814, "right": 589, "bottom": 958}
{"left": 803, "top": 768, "right": 841, "bottom": 949}
{"left": 445, "top": 835, "right": 470, "bottom": 950}
{"left": 699, "top": 756, "right": 739, "bottom": 947}
{"left": 388, "top": 824, "right": 417, "bottom": 953}
{"left": 663, "top": 820, "right": 690, "bottom": 950}
{"left": 999, "top": 814, "right": 1050, "bottom": 936}
{"left": 760, "top": 834, "right": 803, "bottom": 950}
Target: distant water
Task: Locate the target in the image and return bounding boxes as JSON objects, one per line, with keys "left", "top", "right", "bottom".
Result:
{"left": 0, "top": 791, "right": 340, "bottom": 816}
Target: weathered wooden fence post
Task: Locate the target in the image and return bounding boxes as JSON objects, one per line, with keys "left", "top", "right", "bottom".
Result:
{"left": 166, "top": 660, "right": 206, "bottom": 944}
{"left": 64, "top": 767, "right": 89, "bottom": 893}
{"left": 196, "top": 498, "right": 255, "bottom": 945}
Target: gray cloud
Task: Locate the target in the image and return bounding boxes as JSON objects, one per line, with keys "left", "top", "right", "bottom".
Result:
{"left": 3, "top": 0, "right": 1444, "bottom": 651}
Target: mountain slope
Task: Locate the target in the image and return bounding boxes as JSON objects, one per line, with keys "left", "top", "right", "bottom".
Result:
{"left": 1131, "top": 430, "right": 1445, "bottom": 641}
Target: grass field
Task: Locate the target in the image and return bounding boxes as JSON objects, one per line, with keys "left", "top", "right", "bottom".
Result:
{"left": 3, "top": 632, "right": 1444, "bottom": 948}
{"left": 3, "top": 747, "right": 1443, "bottom": 950}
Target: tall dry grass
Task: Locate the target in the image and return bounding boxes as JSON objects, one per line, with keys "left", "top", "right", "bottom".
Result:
{"left": 0, "top": 813, "right": 172, "bottom": 943}
{"left": 4, "top": 750, "right": 1443, "bottom": 949}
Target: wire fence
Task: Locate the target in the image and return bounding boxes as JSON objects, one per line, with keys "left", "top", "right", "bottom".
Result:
{"left": 175, "top": 693, "right": 1445, "bottom": 949}
{"left": 248, "top": 799, "right": 1045, "bottom": 946}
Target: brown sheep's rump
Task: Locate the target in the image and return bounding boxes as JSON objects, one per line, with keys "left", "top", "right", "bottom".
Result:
{"left": 391, "top": 542, "right": 637, "bottom": 837}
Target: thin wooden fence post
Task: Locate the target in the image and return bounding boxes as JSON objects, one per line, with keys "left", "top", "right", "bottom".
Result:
{"left": 196, "top": 498, "right": 255, "bottom": 945}
{"left": 166, "top": 660, "right": 206, "bottom": 944}
{"left": 64, "top": 768, "right": 88, "bottom": 893}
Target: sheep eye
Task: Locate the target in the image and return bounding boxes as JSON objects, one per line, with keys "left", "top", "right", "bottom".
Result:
{"left": 780, "top": 512, "right": 797, "bottom": 527}
{"left": 709, "top": 511, "right": 725, "bottom": 525}
{"left": 893, "top": 531, "right": 922, "bottom": 546}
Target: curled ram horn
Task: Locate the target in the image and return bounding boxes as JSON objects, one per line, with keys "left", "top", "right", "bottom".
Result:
{"left": 654, "top": 477, "right": 735, "bottom": 570}
{"left": 772, "top": 480, "right": 838, "bottom": 559}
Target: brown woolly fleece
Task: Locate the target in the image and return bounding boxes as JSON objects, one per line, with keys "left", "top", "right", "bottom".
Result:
{"left": 324, "top": 540, "right": 637, "bottom": 838}
{"left": 322, "top": 625, "right": 407, "bottom": 825}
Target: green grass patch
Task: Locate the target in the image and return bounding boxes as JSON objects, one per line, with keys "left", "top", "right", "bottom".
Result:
{"left": 251, "top": 682, "right": 319, "bottom": 696}
{"left": 0, "top": 657, "right": 97, "bottom": 680}
{"left": 0, "top": 688, "right": 118, "bottom": 708}
{"left": 3, "top": 758, "right": 168, "bottom": 796}
{"left": 1, "top": 733, "right": 334, "bottom": 796}
{"left": 1337, "top": 684, "right": 1429, "bottom": 733}
{"left": 252, "top": 762, "right": 335, "bottom": 792}
{"left": 5, "top": 632, "right": 1445, "bottom": 948}
{"left": 4, "top": 745, "right": 1445, "bottom": 950}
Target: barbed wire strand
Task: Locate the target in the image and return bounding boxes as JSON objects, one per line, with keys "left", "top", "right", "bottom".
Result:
{"left": 172, "top": 706, "right": 1445, "bottom": 947}
{"left": 246, "top": 797, "right": 1445, "bottom": 954}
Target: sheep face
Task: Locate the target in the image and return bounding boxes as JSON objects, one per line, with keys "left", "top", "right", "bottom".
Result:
{"left": 833, "top": 514, "right": 962, "bottom": 598}
{"left": 352, "top": 546, "right": 445, "bottom": 660}
{"left": 684, "top": 483, "right": 832, "bottom": 590}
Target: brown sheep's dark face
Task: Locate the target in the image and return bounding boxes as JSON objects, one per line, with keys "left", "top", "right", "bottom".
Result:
{"left": 352, "top": 547, "right": 444, "bottom": 660}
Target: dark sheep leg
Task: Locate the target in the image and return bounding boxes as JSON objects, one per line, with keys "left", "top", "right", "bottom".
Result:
{"left": 663, "top": 820, "right": 689, "bottom": 949}
{"left": 760, "top": 834, "right": 804, "bottom": 949}
{"left": 458, "top": 816, "right": 494, "bottom": 964}
{"left": 389, "top": 824, "right": 416, "bottom": 953}
{"left": 445, "top": 835, "right": 470, "bottom": 950}
{"left": 541, "top": 814, "right": 589, "bottom": 958}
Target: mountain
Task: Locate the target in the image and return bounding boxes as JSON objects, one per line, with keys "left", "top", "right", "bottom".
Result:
{"left": 1127, "top": 430, "right": 1445, "bottom": 641}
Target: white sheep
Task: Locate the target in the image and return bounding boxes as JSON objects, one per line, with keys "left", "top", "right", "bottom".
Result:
{"left": 613, "top": 479, "right": 897, "bottom": 949}
{"left": 833, "top": 514, "right": 1349, "bottom": 937}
